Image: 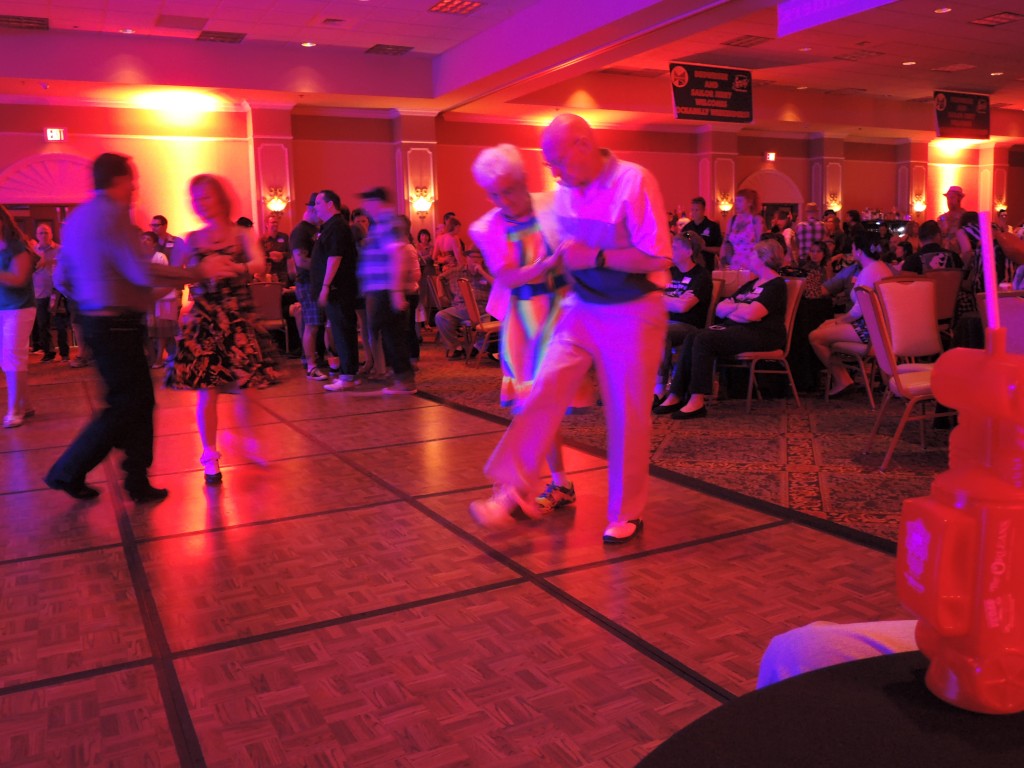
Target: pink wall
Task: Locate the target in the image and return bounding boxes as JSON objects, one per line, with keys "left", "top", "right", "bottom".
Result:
{"left": 291, "top": 140, "right": 398, "bottom": 217}
{"left": 0, "top": 104, "right": 253, "bottom": 234}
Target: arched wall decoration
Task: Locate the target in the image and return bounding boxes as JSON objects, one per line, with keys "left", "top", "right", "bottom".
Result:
{"left": 256, "top": 142, "right": 291, "bottom": 214}
{"left": 810, "top": 160, "right": 822, "bottom": 208}
{"left": 738, "top": 168, "right": 803, "bottom": 212}
{"left": 0, "top": 153, "right": 93, "bottom": 204}
{"left": 713, "top": 157, "right": 735, "bottom": 211}
{"left": 897, "top": 165, "right": 909, "bottom": 215}
{"left": 825, "top": 161, "right": 843, "bottom": 211}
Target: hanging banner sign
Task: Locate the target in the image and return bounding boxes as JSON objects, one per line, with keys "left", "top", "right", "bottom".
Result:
{"left": 934, "top": 90, "right": 990, "bottom": 140}
{"left": 670, "top": 62, "right": 753, "bottom": 124}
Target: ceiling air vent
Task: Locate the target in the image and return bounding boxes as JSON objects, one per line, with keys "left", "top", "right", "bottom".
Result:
{"left": 366, "top": 44, "right": 413, "bottom": 55}
{"left": 722, "top": 35, "right": 772, "bottom": 48}
{"left": 198, "top": 30, "right": 246, "bottom": 43}
{"left": 601, "top": 67, "right": 665, "bottom": 78}
{"left": 971, "top": 11, "right": 1024, "bottom": 27}
{"left": 0, "top": 15, "right": 49, "bottom": 30}
{"left": 429, "top": 1, "right": 483, "bottom": 14}
{"left": 157, "top": 15, "right": 208, "bottom": 31}
{"left": 833, "top": 50, "right": 884, "bottom": 61}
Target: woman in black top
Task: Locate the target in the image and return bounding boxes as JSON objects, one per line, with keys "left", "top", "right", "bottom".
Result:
{"left": 659, "top": 238, "right": 789, "bottom": 420}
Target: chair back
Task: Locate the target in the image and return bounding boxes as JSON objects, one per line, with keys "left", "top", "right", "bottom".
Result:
{"left": 706, "top": 277, "right": 725, "bottom": 328}
{"left": 250, "top": 281, "right": 284, "bottom": 321}
{"left": 855, "top": 286, "right": 895, "bottom": 379}
{"left": 922, "top": 268, "right": 962, "bottom": 326}
{"left": 781, "top": 278, "right": 805, "bottom": 356}
{"left": 458, "top": 278, "right": 483, "bottom": 326}
{"left": 875, "top": 278, "right": 942, "bottom": 359}
{"left": 978, "top": 291, "right": 1024, "bottom": 354}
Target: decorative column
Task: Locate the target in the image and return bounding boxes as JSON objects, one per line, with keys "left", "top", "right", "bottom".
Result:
{"left": 897, "top": 140, "right": 930, "bottom": 220}
{"left": 249, "top": 105, "right": 295, "bottom": 230}
{"left": 696, "top": 126, "right": 738, "bottom": 221}
{"left": 809, "top": 134, "right": 845, "bottom": 213}
{"left": 393, "top": 112, "right": 438, "bottom": 234}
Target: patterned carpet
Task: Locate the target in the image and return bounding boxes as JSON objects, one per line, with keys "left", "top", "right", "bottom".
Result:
{"left": 414, "top": 340, "right": 949, "bottom": 548}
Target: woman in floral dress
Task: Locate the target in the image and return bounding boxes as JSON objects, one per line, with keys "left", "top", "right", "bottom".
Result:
{"left": 168, "top": 174, "right": 277, "bottom": 484}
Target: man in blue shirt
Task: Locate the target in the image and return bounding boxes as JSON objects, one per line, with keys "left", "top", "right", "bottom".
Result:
{"left": 45, "top": 153, "right": 232, "bottom": 502}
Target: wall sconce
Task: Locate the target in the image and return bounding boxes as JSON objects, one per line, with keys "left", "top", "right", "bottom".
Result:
{"left": 412, "top": 186, "right": 434, "bottom": 220}
{"left": 826, "top": 194, "right": 842, "bottom": 212}
{"left": 717, "top": 196, "right": 733, "bottom": 213}
{"left": 264, "top": 187, "right": 289, "bottom": 213}
{"left": 912, "top": 198, "right": 927, "bottom": 214}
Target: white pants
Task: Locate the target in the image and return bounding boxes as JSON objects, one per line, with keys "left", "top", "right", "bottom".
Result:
{"left": 485, "top": 291, "right": 666, "bottom": 523}
{"left": 0, "top": 307, "right": 35, "bottom": 372}
{"left": 756, "top": 619, "right": 918, "bottom": 688}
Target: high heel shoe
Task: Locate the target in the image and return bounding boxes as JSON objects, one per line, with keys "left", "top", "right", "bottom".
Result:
{"left": 201, "top": 450, "right": 222, "bottom": 485}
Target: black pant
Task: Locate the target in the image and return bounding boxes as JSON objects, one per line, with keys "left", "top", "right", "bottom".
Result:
{"left": 406, "top": 293, "right": 420, "bottom": 361}
{"left": 672, "top": 324, "right": 785, "bottom": 396}
{"left": 52, "top": 312, "right": 71, "bottom": 357}
{"left": 33, "top": 298, "right": 51, "bottom": 353}
{"left": 45, "top": 314, "right": 155, "bottom": 489}
{"left": 324, "top": 297, "right": 359, "bottom": 376}
{"left": 365, "top": 290, "right": 414, "bottom": 384}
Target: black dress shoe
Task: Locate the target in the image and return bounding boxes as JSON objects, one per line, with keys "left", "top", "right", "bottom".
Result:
{"left": 603, "top": 519, "right": 643, "bottom": 544}
{"left": 671, "top": 405, "right": 708, "bottom": 420}
{"left": 204, "top": 471, "right": 223, "bottom": 486}
{"left": 653, "top": 399, "right": 684, "bottom": 415}
{"left": 128, "top": 485, "right": 169, "bottom": 503}
{"left": 45, "top": 477, "right": 100, "bottom": 500}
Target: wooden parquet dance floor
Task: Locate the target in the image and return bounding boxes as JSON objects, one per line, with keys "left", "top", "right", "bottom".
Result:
{"left": 0, "top": 351, "right": 913, "bottom": 767}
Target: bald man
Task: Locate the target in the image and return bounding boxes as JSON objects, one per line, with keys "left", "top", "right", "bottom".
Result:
{"left": 470, "top": 114, "right": 672, "bottom": 543}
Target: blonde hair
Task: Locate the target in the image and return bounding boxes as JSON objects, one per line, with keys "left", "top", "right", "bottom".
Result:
{"left": 472, "top": 144, "right": 526, "bottom": 189}
{"left": 754, "top": 237, "right": 785, "bottom": 270}
{"left": 189, "top": 174, "right": 233, "bottom": 220}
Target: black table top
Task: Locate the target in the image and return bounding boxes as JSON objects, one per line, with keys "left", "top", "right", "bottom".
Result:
{"left": 638, "top": 652, "right": 1024, "bottom": 768}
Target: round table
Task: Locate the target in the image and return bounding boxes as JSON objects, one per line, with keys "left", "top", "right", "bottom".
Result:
{"left": 638, "top": 652, "right": 1024, "bottom": 767}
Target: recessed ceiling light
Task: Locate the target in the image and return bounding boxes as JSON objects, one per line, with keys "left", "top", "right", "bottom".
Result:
{"left": 933, "top": 7, "right": 951, "bottom": 13}
{"left": 796, "top": 86, "right": 808, "bottom": 90}
{"left": 902, "top": 61, "right": 916, "bottom": 66}
{"left": 991, "top": 71, "right": 1005, "bottom": 76}
{"left": 799, "top": 47, "right": 811, "bottom": 52}
{"left": 120, "top": 28, "right": 135, "bottom": 34}
{"left": 301, "top": 41, "right": 316, "bottom": 47}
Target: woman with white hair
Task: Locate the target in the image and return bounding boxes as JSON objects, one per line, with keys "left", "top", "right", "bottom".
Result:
{"left": 468, "top": 143, "right": 584, "bottom": 514}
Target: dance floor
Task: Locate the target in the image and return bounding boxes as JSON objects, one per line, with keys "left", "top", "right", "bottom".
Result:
{"left": 0, "top": 352, "right": 913, "bottom": 766}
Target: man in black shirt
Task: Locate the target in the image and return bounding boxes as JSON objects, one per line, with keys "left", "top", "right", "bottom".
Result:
{"left": 290, "top": 194, "right": 329, "bottom": 379}
{"left": 900, "top": 219, "right": 961, "bottom": 274}
{"left": 682, "top": 196, "right": 722, "bottom": 270}
{"left": 312, "top": 190, "right": 361, "bottom": 391}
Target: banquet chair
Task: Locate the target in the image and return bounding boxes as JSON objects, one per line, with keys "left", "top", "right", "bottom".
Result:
{"left": 922, "top": 268, "right": 962, "bottom": 342}
{"left": 457, "top": 278, "right": 500, "bottom": 366}
{"left": 978, "top": 290, "right": 1024, "bottom": 354}
{"left": 706, "top": 278, "right": 725, "bottom": 329}
{"left": 857, "top": 279, "right": 948, "bottom": 471}
{"left": 250, "top": 280, "right": 291, "bottom": 354}
{"left": 717, "top": 277, "right": 805, "bottom": 412}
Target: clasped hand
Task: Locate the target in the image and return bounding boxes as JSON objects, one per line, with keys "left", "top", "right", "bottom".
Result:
{"left": 553, "top": 239, "right": 599, "bottom": 271}
{"left": 197, "top": 254, "right": 239, "bottom": 280}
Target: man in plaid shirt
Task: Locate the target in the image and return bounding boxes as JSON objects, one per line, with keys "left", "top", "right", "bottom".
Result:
{"left": 794, "top": 202, "right": 826, "bottom": 262}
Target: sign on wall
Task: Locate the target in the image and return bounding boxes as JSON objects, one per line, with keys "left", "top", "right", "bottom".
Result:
{"left": 934, "top": 90, "right": 990, "bottom": 140}
{"left": 670, "top": 62, "right": 753, "bottom": 124}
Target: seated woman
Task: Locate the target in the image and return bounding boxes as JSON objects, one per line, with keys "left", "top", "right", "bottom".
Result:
{"left": 656, "top": 238, "right": 788, "bottom": 420}
{"left": 808, "top": 229, "right": 892, "bottom": 397}
{"left": 653, "top": 230, "right": 713, "bottom": 405}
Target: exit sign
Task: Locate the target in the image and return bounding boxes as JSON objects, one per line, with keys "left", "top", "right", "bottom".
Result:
{"left": 45, "top": 128, "right": 66, "bottom": 141}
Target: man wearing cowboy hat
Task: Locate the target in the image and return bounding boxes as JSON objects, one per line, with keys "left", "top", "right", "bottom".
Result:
{"left": 939, "top": 185, "right": 965, "bottom": 251}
